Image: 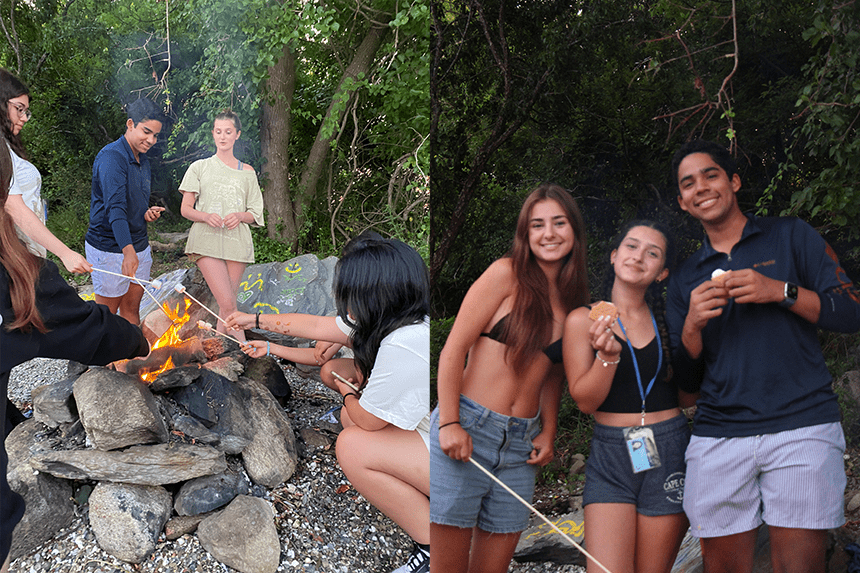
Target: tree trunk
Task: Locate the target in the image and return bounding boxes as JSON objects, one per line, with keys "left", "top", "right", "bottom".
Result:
{"left": 261, "top": 44, "right": 297, "bottom": 248}
{"left": 295, "top": 22, "right": 390, "bottom": 234}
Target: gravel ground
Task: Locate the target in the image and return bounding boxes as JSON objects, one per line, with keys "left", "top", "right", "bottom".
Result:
{"left": 7, "top": 358, "right": 581, "bottom": 573}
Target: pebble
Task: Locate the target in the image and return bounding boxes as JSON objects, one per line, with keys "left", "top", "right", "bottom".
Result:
{"left": 8, "top": 357, "right": 584, "bottom": 573}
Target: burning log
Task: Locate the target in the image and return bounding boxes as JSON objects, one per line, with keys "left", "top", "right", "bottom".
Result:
{"left": 114, "top": 337, "right": 206, "bottom": 383}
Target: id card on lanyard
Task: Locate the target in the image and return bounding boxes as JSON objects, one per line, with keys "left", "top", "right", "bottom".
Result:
{"left": 618, "top": 311, "right": 662, "bottom": 474}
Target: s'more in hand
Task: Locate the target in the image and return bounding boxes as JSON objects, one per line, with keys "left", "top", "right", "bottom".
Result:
{"left": 588, "top": 301, "right": 618, "bottom": 322}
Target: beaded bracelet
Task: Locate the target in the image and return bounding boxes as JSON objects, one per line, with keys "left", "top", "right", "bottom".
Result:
{"left": 438, "top": 421, "right": 461, "bottom": 430}
{"left": 595, "top": 350, "right": 620, "bottom": 367}
{"left": 266, "top": 341, "right": 271, "bottom": 357}
{"left": 342, "top": 392, "right": 359, "bottom": 405}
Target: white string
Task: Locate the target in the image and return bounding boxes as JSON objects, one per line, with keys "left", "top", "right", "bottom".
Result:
{"left": 467, "top": 457, "right": 614, "bottom": 573}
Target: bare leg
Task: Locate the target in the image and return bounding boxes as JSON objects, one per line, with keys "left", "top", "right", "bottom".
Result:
{"left": 769, "top": 527, "right": 826, "bottom": 573}
{"left": 94, "top": 293, "right": 121, "bottom": 314}
{"left": 700, "top": 529, "right": 757, "bottom": 573}
{"left": 468, "top": 527, "right": 521, "bottom": 573}
{"left": 1, "top": 553, "right": 9, "bottom": 573}
{"left": 118, "top": 282, "right": 144, "bottom": 325}
{"left": 584, "top": 503, "right": 637, "bottom": 573}
{"left": 197, "top": 257, "right": 246, "bottom": 341}
{"left": 430, "top": 523, "right": 472, "bottom": 573}
{"left": 635, "top": 512, "right": 689, "bottom": 573}
{"left": 335, "top": 424, "right": 429, "bottom": 543}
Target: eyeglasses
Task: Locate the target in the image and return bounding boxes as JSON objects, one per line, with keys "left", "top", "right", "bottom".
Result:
{"left": 9, "top": 101, "right": 31, "bottom": 121}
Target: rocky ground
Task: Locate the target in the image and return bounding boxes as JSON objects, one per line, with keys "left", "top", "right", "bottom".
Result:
{"left": 6, "top": 357, "right": 418, "bottom": 573}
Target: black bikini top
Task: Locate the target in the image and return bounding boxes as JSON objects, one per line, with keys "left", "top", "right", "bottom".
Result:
{"left": 480, "top": 315, "right": 563, "bottom": 364}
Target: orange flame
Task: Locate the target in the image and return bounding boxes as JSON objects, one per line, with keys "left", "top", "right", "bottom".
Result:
{"left": 139, "top": 298, "right": 192, "bottom": 383}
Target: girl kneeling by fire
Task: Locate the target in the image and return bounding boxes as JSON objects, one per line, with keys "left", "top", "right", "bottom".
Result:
{"left": 225, "top": 236, "right": 431, "bottom": 573}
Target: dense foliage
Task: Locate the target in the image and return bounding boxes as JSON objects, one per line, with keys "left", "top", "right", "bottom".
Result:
{"left": 431, "top": 0, "right": 860, "bottom": 313}
{"left": 0, "top": 0, "right": 429, "bottom": 261}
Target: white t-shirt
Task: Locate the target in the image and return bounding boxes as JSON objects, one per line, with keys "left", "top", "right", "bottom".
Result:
{"left": 336, "top": 315, "right": 431, "bottom": 447}
{"left": 8, "top": 145, "right": 46, "bottom": 257}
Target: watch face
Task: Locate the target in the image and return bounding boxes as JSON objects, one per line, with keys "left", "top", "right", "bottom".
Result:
{"left": 786, "top": 282, "right": 798, "bottom": 301}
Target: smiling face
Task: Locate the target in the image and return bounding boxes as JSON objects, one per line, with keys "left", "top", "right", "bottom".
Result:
{"left": 7, "top": 93, "right": 30, "bottom": 136}
{"left": 124, "top": 118, "right": 162, "bottom": 158}
{"left": 212, "top": 118, "right": 240, "bottom": 153}
{"left": 676, "top": 152, "right": 742, "bottom": 227}
{"left": 527, "top": 199, "right": 575, "bottom": 265}
{"left": 611, "top": 225, "right": 669, "bottom": 286}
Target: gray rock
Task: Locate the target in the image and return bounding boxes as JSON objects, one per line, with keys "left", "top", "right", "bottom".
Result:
{"left": 241, "top": 355, "right": 292, "bottom": 405}
{"left": 201, "top": 355, "right": 244, "bottom": 382}
{"left": 164, "top": 512, "right": 213, "bottom": 540}
{"left": 299, "top": 427, "right": 333, "bottom": 449}
{"left": 198, "top": 495, "right": 280, "bottom": 573}
{"left": 174, "top": 467, "right": 249, "bottom": 516}
{"left": 513, "top": 510, "right": 585, "bottom": 566}
{"left": 88, "top": 482, "right": 173, "bottom": 563}
{"left": 32, "top": 442, "right": 227, "bottom": 485}
{"left": 73, "top": 368, "right": 169, "bottom": 450}
{"left": 237, "top": 377, "right": 299, "bottom": 487}
{"left": 5, "top": 419, "right": 75, "bottom": 561}
{"left": 31, "top": 375, "right": 78, "bottom": 427}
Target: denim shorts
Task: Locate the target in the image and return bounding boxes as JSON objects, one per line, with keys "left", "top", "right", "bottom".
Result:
{"left": 583, "top": 415, "right": 690, "bottom": 516}
{"left": 86, "top": 243, "right": 153, "bottom": 297}
{"left": 684, "top": 422, "right": 846, "bottom": 537}
{"left": 429, "top": 395, "right": 541, "bottom": 533}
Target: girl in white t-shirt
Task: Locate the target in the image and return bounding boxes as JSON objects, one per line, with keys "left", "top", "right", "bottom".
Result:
{"left": 226, "top": 236, "right": 430, "bottom": 573}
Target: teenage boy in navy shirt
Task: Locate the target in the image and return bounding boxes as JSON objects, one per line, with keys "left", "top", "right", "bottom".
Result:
{"left": 666, "top": 139, "right": 860, "bottom": 573}
{"left": 85, "top": 98, "right": 165, "bottom": 325}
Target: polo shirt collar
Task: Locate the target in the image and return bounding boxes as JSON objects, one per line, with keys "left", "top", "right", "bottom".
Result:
{"left": 119, "top": 135, "right": 141, "bottom": 165}
{"left": 693, "top": 212, "right": 763, "bottom": 265}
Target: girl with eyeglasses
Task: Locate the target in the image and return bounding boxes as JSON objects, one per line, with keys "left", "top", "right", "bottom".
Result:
{"left": 0, "top": 68, "right": 91, "bottom": 275}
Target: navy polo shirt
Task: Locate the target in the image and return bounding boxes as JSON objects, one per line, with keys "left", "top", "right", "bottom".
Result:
{"left": 86, "top": 136, "right": 152, "bottom": 253}
{"left": 666, "top": 214, "right": 860, "bottom": 438}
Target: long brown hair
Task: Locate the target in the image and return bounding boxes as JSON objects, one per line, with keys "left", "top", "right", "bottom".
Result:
{"left": 502, "top": 183, "right": 588, "bottom": 374}
{"left": 0, "top": 138, "right": 45, "bottom": 332}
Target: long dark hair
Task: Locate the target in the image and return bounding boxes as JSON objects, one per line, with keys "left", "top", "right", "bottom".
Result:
{"left": 0, "top": 68, "right": 29, "bottom": 159}
{"left": 503, "top": 183, "right": 589, "bottom": 374}
{"left": 334, "top": 236, "right": 429, "bottom": 381}
{"left": 0, "top": 137, "right": 45, "bottom": 332}
{"left": 601, "top": 220, "right": 676, "bottom": 382}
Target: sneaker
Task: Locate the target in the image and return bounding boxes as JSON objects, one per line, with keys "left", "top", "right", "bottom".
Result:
{"left": 390, "top": 543, "right": 429, "bottom": 573}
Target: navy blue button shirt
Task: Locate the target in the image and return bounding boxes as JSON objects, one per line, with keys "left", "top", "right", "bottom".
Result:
{"left": 86, "top": 136, "right": 152, "bottom": 253}
{"left": 666, "top": 214, "right": 860, "bottom": 438}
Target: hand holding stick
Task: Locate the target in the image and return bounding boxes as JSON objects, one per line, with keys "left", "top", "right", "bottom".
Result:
{"left": 331, "top": 371, "right": 361, "bottom": 393}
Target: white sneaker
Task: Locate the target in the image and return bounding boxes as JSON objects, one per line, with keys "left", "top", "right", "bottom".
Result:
{"left": 390, "top": 543, "right": 429, "bottom": 573}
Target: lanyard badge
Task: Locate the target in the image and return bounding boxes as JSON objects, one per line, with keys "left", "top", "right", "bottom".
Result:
{"left": 618, "top": 311, "right": 663, "bottom": 473}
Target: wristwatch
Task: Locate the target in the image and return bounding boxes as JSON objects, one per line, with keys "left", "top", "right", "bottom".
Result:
{"left": 779, "top": 281, "right": 798, "bottom": 308}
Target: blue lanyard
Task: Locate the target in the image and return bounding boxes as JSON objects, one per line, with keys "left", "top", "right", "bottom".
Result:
{"left": 617, "top": 310, "right": 662, "bottom": 425}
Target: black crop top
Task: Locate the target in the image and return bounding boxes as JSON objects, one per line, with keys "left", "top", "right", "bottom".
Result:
{"left": 480, "top": 315, "right": 563, "bottom": 364}
{"left": 596, "top": 333, "right": 677, "bottom": 413}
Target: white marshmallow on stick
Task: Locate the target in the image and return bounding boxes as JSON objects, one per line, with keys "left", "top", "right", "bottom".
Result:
{"left": 196, "top": 320, "right": 244, "bottom": 345}
{"left": 174, "top": 284, "right": 227, "bottom": 326}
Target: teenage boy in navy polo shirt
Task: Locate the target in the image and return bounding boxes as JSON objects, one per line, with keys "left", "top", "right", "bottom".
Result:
{"left": 666, "top": 139, "right": 860, "bottom": 573}
{"left": 85, "top": 98, "right": 165, "bottom": 325}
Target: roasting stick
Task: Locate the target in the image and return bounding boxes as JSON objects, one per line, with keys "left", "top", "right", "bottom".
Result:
{"left": 467, "top": 457, "right": 614, "bottom": 573}
{"left": 331, "top": 370, "right": 361, "bottom": 393}
{"left": 174, "top": 284, "right": 227, "bottom": 327}
{"left": 90, "top": 267, "right": 164, "bottom": 289}
{"left": 196, "top": 320, "right": 244, "bottom": 345}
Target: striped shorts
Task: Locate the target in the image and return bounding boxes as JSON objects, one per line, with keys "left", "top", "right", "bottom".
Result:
{"left": 683, "top": 422, "right": 846, "bottom": 538}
